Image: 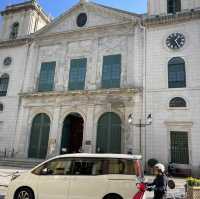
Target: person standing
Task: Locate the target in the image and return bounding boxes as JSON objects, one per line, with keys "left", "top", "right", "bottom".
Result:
{"left": 147, "top": 163, "right": 168, "bottom": 199}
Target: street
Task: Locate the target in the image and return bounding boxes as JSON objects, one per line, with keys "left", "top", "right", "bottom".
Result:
{"left": 0, "top": 167, "right": 186, "bottom": 199}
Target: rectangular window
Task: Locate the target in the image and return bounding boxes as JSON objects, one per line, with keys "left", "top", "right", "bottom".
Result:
{"left": 175, "top": 0, "right": 181, "bottom": 12}
{"left": 170, "top": 131, "right": 189, "bottom": 164}
{"left": 102, "top": 54, "right": 121, "bottom": 89}
{"left": 68, "top": 58, "right": 87, "bottom": 91}
{"left": 0, "top": 121, "right": 3, "bottom": 131}
{"left": 167, "top": 0, "right": 181, "bottom": 14}
{"left": 168, "top": 64, "right": 186, "bottom": 88}
{"left": 38, "top": 62, "right": 56, "bottom": 92}
{"left": 0, "top": 76, "right": 9, "bottom": 96}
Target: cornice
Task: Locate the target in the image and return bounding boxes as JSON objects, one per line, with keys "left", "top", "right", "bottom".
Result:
{"left": 0, "top": 38, "right": 32, "bottom": 49}
{"left": 19, "top": 88, "right": 141, "bottom": 98}
{"left": 33, "top": 21, "right": 137, "bottom": 41}
{"left": 143, "top": 10, "right": 200, "bottom": 27}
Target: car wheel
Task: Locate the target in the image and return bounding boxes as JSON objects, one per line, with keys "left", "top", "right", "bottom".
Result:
{"left": 15, "top": 188, "right": 34, "bottom": 199}
{"left": 104, "top": 194, "right": 123, "bottom": 199}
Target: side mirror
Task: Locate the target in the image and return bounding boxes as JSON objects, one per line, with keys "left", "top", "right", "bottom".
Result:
{"left": 41, "top": 168, "right": 53, "bottom": 175}
{"left": 168, "top": 179, "right": 176, "bottom": 189}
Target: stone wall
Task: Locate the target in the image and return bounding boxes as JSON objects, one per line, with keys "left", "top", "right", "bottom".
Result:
{"left": 145, "top": 19, "right": 200, "bottom": 174}
{"left": 0, "top": 45, "right": 29, "bottom": 151}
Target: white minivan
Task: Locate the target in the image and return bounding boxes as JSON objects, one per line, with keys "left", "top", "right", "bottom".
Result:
{"left": 6, "top": 153, "right": 144, "bottom": 199}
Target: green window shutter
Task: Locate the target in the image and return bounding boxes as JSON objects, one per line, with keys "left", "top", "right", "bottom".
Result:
{"left": 68, "top": 58, "right": 87, "bottom": 90}
{"left": 170, "top": 131, "right": 189, "bottom": 164}
{"left": 102, "top": 54, "right": 121, "bottom": 89}
{"left": 38, "top": 62, "right": 56, "bottom": 92}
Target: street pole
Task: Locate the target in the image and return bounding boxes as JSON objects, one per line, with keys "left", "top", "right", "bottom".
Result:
{"left": 139, "top": 119, "right": 142, "bottom": 154}
{"left": 128, "top": 114, "right": 152, "bottom": 157}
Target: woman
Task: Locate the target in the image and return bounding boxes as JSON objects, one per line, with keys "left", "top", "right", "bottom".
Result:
{"left": 147, "top": 163, "right": 168, "bottom": 199}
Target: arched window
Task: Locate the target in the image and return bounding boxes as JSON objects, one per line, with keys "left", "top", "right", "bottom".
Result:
{"left": 0, "top": 103, "right": 3, "bottom": 111}
{"left": 9, "top": 22, "right": 19, "bottom": 39}
{"left": 168, "top": 57, "right": 186, "bottom": 88}
{"left": 0, "top": 74, "right": 9, "bottom": 97}
{"left": 169, "top": 97, "right": 187, "bottom": 108}
{"left": 167, "top": 0, "right": 181, "bottom": 14}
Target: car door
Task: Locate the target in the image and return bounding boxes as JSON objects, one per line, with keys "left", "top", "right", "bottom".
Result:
{"left": 68, "top": 158, "right": 107, "bottom": 199}
{"left": 36, "top": 158, "right": 73, "bottom": 199}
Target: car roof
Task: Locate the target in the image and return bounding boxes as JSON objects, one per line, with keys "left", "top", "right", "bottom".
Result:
{"left": 53, "top": 153, "right": 142, "bottom": 160}
{"left": 31, "top": 153, "right": 142, "bottom": 171}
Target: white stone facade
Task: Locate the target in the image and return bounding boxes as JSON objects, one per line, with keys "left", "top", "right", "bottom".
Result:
{"left": 148, "top": 0, "right": 200, "bottom": 15}
{"left": 0, "top": 0, "right": 200, "bottom": 174}
{"left": 0, "top": 1, "right": 50, "bottom": 156}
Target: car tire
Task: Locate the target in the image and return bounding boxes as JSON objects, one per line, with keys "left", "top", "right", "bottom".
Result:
{"left": 104, "top": 194, "right": 123, "bottom": 199}
{"left": 14, "top": 187, "right": 34, "bottom": 199}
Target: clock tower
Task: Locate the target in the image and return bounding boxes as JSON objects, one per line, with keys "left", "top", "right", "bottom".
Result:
{"left": 0, "top": 0, "right": 51, "bottom": 41}
{"left": 148, "top": 0, "right": 200, "bottom": 16}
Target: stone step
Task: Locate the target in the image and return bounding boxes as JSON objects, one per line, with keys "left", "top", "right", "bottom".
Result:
{"left": 0, "top": 159, "right": 42, "bottom": 169}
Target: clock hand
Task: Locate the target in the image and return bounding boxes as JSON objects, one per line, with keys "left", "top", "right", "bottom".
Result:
{"left": 175, "top": 39, "right": 180, "bottom": 48}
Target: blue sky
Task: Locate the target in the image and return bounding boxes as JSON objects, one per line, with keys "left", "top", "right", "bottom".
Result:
{"left": 0, "top": 0, "right": 147, "bottom": 18}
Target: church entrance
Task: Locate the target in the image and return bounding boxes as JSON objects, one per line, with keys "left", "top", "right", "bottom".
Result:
{"left": 60, "top": 113, "right": 84, "bottom": 154}
{"left": 28, "top": 113, "right": 50, "bottom": 159}
{"left": 96, "top": 112, "right": 122, "bottom": 154}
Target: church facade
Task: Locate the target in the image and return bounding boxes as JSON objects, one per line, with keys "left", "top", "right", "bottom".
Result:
{"left": 0, "top": 0, "right": 200, "bottom": 174}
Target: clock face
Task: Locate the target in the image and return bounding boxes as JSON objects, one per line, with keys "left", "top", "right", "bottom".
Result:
{"left": 166, "top": 33, "right": 185, "bottom": 49}
{"left": 3, "top": 57, "right": 12, "bottom": 66}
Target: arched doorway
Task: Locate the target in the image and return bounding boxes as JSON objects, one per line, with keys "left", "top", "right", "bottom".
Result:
{"left": 60, "top": 113, "right": 84, "bottom": 154}
{"left": 96, "top": 112, "right": 122, "bottom": 154}
{"left": 28, "top": 113, "right": 50, "bottom": 159}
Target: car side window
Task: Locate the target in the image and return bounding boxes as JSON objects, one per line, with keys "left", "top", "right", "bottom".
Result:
{"left": 32, "top": 158, "right": 73, "bottom": 176}
{"left": 71, "top": 158, "right": 106, "bottom": 176}
{"left": 107, "top": 159, "right": 135, "bottom": 175}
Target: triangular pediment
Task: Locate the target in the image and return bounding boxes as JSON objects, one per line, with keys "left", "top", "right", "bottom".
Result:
{"left": 34, "top": 1, "right": 140, "bottom": 36}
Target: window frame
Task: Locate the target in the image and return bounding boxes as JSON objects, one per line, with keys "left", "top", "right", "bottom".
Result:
{"left": 9, "top": 22, "right": 19, "bottom": 40}
{"left": 0, "top": 103, "right": 3, "bottom": 112}
{"left": 0, "top": 74, "right": 9, "bottom": 97}
{"left": 167, "top": 0, "right": 181, "bottom": 14}
{"left": 37, "top": 62, "right": 56, "bottom": 92}
{"left": 170, "top": 131, "right": 189, "bottom": 165}
{"left": 101, "top": 54, "right": 122, "bottom": 89}
{"left": 168, "top": 57, "right": 186, "bottom": 89}
{"left": 68, "top": 58, "right": 87, "bottom": 91}
{"left": 169, "top": 97, "right": 187, "bottom": 108}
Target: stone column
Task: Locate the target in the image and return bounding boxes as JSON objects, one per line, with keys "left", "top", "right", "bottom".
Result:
{"left": 83, "top": 105, "right": 95, "bottom": 153}
{"left": 14, "top": 104, "right": 30, "bottom": 159}
{"left": 47, "top": 105, "right": 61, "bottom": 158}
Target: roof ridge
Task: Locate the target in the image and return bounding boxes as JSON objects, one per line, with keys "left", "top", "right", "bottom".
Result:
{"left": 90, "top": 1, "right": 141, "bottom": 17}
